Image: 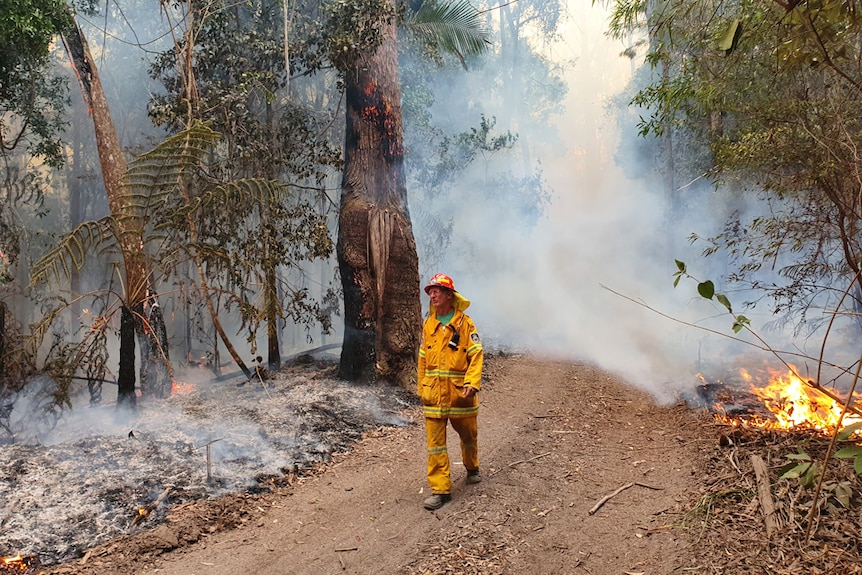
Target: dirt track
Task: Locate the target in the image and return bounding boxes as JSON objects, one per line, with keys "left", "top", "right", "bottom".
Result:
{"left": 39, "top": 355, "right": 712, "bottom": 575}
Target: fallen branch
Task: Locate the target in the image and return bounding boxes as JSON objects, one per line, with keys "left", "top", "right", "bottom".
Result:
{"left": 750, "top": 454, "right": 777, "bottom": 538}
{"left": 132, "top": 486, "right": 172, "bottom": 526}
{"left": 588, "top": 482, "right": 634, "bottom": 515}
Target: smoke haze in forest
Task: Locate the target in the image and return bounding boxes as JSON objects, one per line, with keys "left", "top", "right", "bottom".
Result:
{"left": 417, "top": 4, "right": 792, "bottom": 400}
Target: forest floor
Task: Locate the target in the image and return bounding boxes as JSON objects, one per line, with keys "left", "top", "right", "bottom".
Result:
{"left": 24, "top": 353, "right": 862, "bottom": 575}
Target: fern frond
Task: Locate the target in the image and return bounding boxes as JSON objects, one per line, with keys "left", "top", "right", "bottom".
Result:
{"left": 30, "top": 217, "right": 117, "bottom": 286}
{"left": 124, "top": 121, "right": 223, "bottom": 209}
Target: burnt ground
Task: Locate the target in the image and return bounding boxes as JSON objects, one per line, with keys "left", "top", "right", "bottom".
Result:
{"left": 12, "top": 354, "right": 862, "bottom": 574}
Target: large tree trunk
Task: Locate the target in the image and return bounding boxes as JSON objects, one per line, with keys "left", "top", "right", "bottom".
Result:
{"left": 60, "top": 16, "right": 172, "bottom": 404}
{"left": 337, "top": 8, "right": 421, "bottom": 387}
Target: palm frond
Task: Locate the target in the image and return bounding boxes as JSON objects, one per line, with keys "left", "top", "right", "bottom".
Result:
{"left": 30, "top": 217, "right": 117, "bottom": 286}
{"left": 403, "top": 0, "right": 492, "bottom": 68}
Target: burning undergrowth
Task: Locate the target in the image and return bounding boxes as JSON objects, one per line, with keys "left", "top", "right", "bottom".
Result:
{"left": 0, "top": 358, "right": 416, "bottom": 567}
{"left": 686, "top": 363, "right": 862, "bottom": 435}
{"left": 678, "top": 361, "right": 862, "bottom": 573}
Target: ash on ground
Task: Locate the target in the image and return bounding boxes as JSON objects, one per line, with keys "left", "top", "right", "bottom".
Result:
{"left": 0, "top": 357, "right": 416, "bottom": 566}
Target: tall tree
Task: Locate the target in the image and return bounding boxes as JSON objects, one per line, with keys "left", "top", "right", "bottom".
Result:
{"left": 58, "top": 12, "right": 172, "bottom": 405}
{"left": 0, "top": 0, "right": 68, "bottom": 296}
{"left": 149, "top": 0, "right": 341, "bottom": 374}
{"left": 325, "top": 0, "right": 491, "bottom": 386}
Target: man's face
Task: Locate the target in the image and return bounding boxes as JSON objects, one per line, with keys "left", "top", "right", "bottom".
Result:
{"left": 427, "top": 286, "right": 453, "bottom": 311}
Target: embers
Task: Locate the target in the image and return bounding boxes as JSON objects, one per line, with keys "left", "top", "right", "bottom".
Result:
{"left": 1, "top": 556, "right": 38, "bottom": 574}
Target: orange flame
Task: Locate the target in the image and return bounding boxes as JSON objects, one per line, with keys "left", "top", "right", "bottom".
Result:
{"left": 717, "top": 365, "right": 862, "bottom": 434}
{"left": 1, "top": 556, "right": 35, "bottom": 571}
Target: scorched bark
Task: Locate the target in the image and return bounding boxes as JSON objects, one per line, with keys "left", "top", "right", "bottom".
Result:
{"left": 337, "top": 4, "right": 421, "bottom": 388}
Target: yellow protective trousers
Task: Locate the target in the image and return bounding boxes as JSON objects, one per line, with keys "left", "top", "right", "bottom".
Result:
{"left": 425, "top": 415, "right": 479, "bottom": 495}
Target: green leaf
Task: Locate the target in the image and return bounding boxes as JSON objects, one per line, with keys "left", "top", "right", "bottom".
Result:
{"left": 801, "top": 463, "right": 821, "bottom": 487}
{"left": 837, "top": 422, "right": 862, "bottom": 441}
{"left": 403, "top": 0, "right": 492, "bottom": 68}
{"left": 717, "top": 19, "right": 743, "bottom": 55}
{"left": 697, "top": 280, "right": 715, "bottom": 299}
{"left": 855, "top": 456, "right": 862, "bottom": 475}
{"left": 732, "top": 315, "right": 750, "bottom": 333}
{"left": 833, "top": 446, "right": 862, "bottom": 459}
{"left": 716, "top": 293, "right": 732, "bottom": 312}
{"left": 779, "top": 462, "right": 810, "bottom": 479}
{"left": 673, "top": 275, "right": 681, "bottom": 288}
{"left": 675, "top": 259, "right": 686, "bottom": 273}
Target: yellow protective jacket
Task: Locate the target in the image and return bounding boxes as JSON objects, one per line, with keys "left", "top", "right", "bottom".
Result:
{"left": 417, "top": 292, "right": 483, "bottom": 419}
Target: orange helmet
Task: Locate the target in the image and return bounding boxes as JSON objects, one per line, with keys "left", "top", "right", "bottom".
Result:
{"left": 424, "top": 273, "right": 455, "bottom": 294}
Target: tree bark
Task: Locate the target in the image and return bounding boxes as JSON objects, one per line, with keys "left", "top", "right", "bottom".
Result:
{"left": 337, "top": 5, "right": 421, "bottom": 387}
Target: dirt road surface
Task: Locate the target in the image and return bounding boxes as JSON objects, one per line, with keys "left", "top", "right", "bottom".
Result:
{"left": 40, "top": 355, "right": 710, "bottom": 575}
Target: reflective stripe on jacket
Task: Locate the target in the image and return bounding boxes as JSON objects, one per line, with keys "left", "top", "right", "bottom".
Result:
{"left": 417, "top": 305, "right": 483, "bottom": 419}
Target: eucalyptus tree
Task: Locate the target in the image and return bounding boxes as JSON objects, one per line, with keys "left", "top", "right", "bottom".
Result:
{"left": 315, "top": 0, "right": 491, "bottom": 386}
{"left": 606, "top": 0, "right": 862, "bottom": 330}
{"left": 0, "top": 0, "right": 67, "bottom": 400}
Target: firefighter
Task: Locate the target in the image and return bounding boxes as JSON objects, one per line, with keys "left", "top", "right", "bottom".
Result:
{"left": 417, "top": 273, "right": 484, "bottom": 510}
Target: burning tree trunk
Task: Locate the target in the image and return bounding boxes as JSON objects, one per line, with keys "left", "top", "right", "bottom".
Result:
{"left": 60, "top": 15, "right": 172, "bottom": 404}
{"left": 337, "top": 6, "right": 421, "bottom": 387}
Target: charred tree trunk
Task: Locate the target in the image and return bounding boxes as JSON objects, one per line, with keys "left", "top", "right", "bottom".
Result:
{"left": 61, "top": 15, "right": 173, "bottom": 403}
{"left": 265, "top": 262, "right": 281, "bottom": 370}
{"left": 117, "top": 305, "right": 137, "bottom": 409}
{"left": 337, "top": 9, "right": 421, "bottom": 387}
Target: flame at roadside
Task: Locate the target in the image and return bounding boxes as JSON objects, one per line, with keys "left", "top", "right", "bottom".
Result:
{"left": 713, "top": 365, "right": 862, "bottom": 434}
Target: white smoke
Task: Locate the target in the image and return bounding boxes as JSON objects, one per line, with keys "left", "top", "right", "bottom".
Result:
{"left": 416, "top": 3, "right": 823, "bottom": 401}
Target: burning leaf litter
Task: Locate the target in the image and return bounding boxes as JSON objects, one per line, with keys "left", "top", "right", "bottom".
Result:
{"left": 0, "top": 360, "right": 416, "bottom": 567}
{"left": 692, "top": 364, "right": 862, "bottom": 435}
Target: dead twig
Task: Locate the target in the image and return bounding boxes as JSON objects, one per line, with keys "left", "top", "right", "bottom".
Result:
{"left": 588, "top": 482, "right": 634, "bottom": 515}
{"left": 508, "top": 451, "right": 552, "bottom": 468}
{"left": 131, "top": 486, "right": 172, "bottom": 527}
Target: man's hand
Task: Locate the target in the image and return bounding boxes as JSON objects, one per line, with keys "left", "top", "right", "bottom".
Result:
{"left": 462, "top": 386, "right": 476, "bottom": 398}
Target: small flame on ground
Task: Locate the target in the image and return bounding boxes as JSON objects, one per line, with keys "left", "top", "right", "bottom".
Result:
{"left": 712, "top": 365, "right": 862, "bottom": 434}
{"left": 1, "top": 556, "right": 36, "bottom": 571}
